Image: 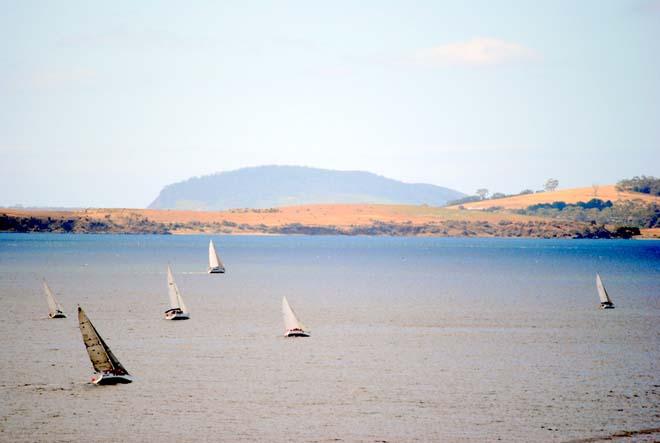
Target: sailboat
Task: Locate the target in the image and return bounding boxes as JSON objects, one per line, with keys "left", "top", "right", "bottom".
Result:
{"left": 208, "top": 239, "right": 225, "bottom": 273}
{"left": 78, "top": 306, "right": 133, "bottom": 385}
{"left": 596, "top": 273, "right": 615, "bottom": 309}
{"left": 282, "top": 296, "right": 310, "bottom": 337}
{"left": 165, "top": 265, "right": 190, "bottom": 320}
{"left": 43, "top": 280, "right": 66, "bottom": 318}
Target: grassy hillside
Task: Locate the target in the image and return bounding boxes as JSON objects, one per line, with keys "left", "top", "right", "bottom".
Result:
{"left": 447, "top": 185, "right": 660, "bottom": 210}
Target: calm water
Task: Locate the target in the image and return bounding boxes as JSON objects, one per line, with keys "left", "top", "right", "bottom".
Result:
{"left": 0, "top": 234, "right": 658, "bottom": 442}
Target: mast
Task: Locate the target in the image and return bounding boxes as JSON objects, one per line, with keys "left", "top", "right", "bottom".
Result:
{"left": 78, "top": 307, "right": 129, "bottom": 376}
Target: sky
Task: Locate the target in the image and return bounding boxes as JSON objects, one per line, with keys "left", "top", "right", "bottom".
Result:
{"left": 1, "top": 0, "right": 659, "bottom": 207}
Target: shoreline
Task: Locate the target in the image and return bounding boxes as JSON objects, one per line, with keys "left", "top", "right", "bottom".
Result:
{"left": 0, "top": 204, "right": 646, "bottom": 239}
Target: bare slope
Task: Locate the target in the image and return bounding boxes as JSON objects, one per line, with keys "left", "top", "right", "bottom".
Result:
{"left": 448, "top": 185, "right": 660, "bottom": 210}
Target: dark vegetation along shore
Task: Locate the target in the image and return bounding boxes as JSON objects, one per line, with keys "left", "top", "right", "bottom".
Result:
{"left": 0, "top": 213, "right": 171, "bottom": 235}
{"left": 0, "top": 206, "right": 642, "bottom": 239}
{"left": 445, "top": 177, "right": 660, "bottom": 239}
{"left": 516, "top": 199, "right": 658, "bottom": 229}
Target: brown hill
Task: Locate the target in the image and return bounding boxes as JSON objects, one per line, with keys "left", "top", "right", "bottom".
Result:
{"left": 448, "top": 185, "right": 660, "bottom": 210}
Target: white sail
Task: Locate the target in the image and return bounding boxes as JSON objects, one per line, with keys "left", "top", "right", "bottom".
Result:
{"left": 176, "top": 288, "right": 187, "bottom": 314}
{"left": 78, "top": 307, "right": 129, "bottom": 376}
{"left": 167, "top": 266, "right": 188, "bottom": 313}
{"left": 596, "top": 273, "right": 612, "bottom": 304}
{"left": 167, "top": 266, "right": 180, "bottom": 309}
{"left": 208, "top": 240, "right": 225, "bottom": 271}
{"left": 282, "top": 296, "right": 307, "bottom": 332}
{"left": 43, "top": 280, "right": 62, "bottom": 316}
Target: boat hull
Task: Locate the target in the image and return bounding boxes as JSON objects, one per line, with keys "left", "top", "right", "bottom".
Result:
{"left": 208, "top": 267, "right": 225, "bottom": 274}
{"left": 285, "top": 330, "right": 310, "bottom": 337}
{"left": 92, "top": 373, "right": 133, "bottom": 385}
{"left": 600, "top": 303, "right": 615, "bottom": 309}
{"left": 49, "top": 312, "right": 67, "bottom": 318}
{"left": 165, "top": 311, "right": 190, "bottom": 320}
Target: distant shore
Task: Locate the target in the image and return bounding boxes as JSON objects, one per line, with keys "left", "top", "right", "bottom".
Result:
{"left": 0, "top": 204, "right": 647, "bottom": 239}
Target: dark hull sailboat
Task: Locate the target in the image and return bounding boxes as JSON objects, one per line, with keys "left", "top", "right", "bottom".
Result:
{"left": 78, "top": 306, "right": 133, "bottom": 385}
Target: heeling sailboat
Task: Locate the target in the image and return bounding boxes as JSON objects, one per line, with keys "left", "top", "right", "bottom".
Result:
{"left": 282, "top": 296, "right": 310, "bottom": 337}
{"left": 596, "top": 273, "right": 615, "bottom": 309}
{"left": 165, "top": 265, "right": 190, "bottom": 320}
{"left": 43, "top": 280, "right": 66, "bottom": 318}
{"left": 208, "top": 239, "right": 226, "bottom": 274}
{"left": 77, "top": 306, "right": 133, "bottom": 385}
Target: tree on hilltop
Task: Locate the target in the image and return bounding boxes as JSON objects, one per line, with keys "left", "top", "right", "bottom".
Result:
{"left": 544, "top": 179, "right": 559, "bottom": 192}
{"left": 476, "top": 188, "right": 489, "bottom": 200}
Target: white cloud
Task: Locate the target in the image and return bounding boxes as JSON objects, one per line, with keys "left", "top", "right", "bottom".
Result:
{"left": 414, "top": 37, "right": 538, "bottom": 66}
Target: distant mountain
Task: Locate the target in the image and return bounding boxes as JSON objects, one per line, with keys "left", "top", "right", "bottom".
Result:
{"left": 147, "top": 166, "right": 465, "bottom": 210}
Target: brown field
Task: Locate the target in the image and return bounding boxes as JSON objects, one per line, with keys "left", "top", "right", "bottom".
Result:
{"left": 2, "top": 201, "right": 656, "bottom": 238}
{"left": 639, "top": 228, "right": 660, "bottom": 239}
{"left": 448, "top": 185, "right": 660, "bottom": 210}
{"left": 140, "top": 204, "right": 547, "bottom": 227}
{"left": 2, "top": 204, "right": 545, "bottom": 231}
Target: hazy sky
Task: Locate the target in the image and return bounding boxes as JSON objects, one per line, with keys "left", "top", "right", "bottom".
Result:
{"left": 2, "top": 0, "right": 659, "bottom": 207}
